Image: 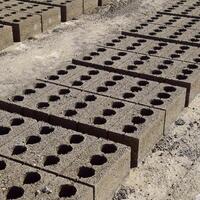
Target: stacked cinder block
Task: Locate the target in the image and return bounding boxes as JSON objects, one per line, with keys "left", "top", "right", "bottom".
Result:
{"left": 0, "top": 24, "right": 13, "bottom": 50}
{"left": 0, "top": 0, "right": 61, "bottom": 32}
{"left": 0, "top": 109, "right": 130, "bottom": 200}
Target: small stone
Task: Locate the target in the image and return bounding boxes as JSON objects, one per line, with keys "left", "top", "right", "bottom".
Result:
{"left": 35, "top": 190, "right": 41, "bottom": 196}
{"left": 41, "top": 186, "right": 52, "bottom": 194}
{"left": 175, "top": 119, "right": 185, "bottom": 126}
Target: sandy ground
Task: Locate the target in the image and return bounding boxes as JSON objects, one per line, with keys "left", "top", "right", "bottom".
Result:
{"left": 1, "top": 0, "right": 200, "bottom": 199}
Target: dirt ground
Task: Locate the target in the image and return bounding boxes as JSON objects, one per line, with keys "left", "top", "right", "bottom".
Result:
{"left": 1, "top": 0, "right": 200, "bottom": 199}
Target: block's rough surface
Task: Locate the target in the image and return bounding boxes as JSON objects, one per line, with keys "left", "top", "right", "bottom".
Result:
{"left": 0, "top": 80, "right": 164, "bottom": 166}
{"left": 72, "top": 47, "right": 200, "bottom": 104}
{"left": 0, "top": 157, "right": 93, "bottom": 200}
{"left": 0, "top": 9, "right": 42, "bottom": 42}
{"left": 19, "top": 0, "right": 83, "bottom": 21}
{"left": 0, "top": 24, "right": 13, "bottom": 49}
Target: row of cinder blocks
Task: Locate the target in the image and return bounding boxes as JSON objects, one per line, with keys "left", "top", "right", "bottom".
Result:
{"left": 41, "top": 63, "right": 186, "bottom": 130}
{"left": 18, "top": 0, "right": 112, "bottom": 22}
{"left": 0, "top": 4, "right": 60, "bottom": 42}
{"left": 0, "top": 109, "right": 130, "bottom": 200}
{"left": 72, "top": 46, "right": 200, "bottom": 104}
{"left": 0, "top": 80, "right": 165, "bottom": 166}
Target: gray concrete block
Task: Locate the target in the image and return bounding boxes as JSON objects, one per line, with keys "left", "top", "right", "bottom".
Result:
{"left": 0, "top": 24, "right": 13, "bottom": 50}
{"left": 0, "top": 1, "right": 61, "bottom": 31}
{"left": 98, "top": 34, "right": 200, "bottom": 63}
{"left": 0, "top": 110, "right": 36, "bottom": 147}
{"left": 0, "top": 9, "right": 41, "bottom": 42}
{"left": 63, "top": 138, "right": 131, "bottom": 200}
{"left": 83, "top": 0, "right": 98, "bottom": 14}
{"left": 19, "top": 0, "right": 83, "bottom": 22}
{"left": 72, "top": 47, "right": 132, "bottom": 71}
{"left": 0, "top": 157, "right": 93, "bottom": 200}
{"left": 73, "top": 47, "right": 200, "bottom": 104}
{"left": 0, "top": 123, "right": 97, "bottom": 174}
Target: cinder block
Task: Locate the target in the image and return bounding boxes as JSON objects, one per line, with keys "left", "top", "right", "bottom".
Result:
{"left": 83, "top": 0, "right": 98, "bottom": 14}
{"left": 98, "top": 33, "right": 200, "bottom": 63}
{"left": 0, "top": 1, "right": 61, "bottom": 31}
{"left": 0, "top": 157, "right": 93, "bottom": 200}
{"left": 63, "top": 139, "right": 131, "bottom": 200}
{"left": 0, "top": 110, "right": 36, "bottom": 147}
{"left": 0, "top": 81, "right": 165, "bottom": 166}
{"left": 0, "top": 24, "right": 13, "bottom": 50}
{"left": 72, "top": 47, "right": 200, "bottom": 104}
{"left": 0, "top": 124, "right": 98, "bottom": 174}
{"left": 0, "top": 9, "right": 41, "bottom": 42}
{"left": 19, "top": 0, "right": 83, "bottom": 22}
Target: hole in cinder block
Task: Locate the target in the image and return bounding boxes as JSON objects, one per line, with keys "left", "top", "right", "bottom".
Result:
{"left": 12, "top": 95, "right": 24, "bottom": 102}
{"left": 182, "top": 69, "right": 193, "bottom": 74}
{"left": 97, "top": 86, "right": 108, "bottom": 92}
{"left": 44, "top": 155, "right": 60, "bottom": 166}
{"left": 88, "top": 70, "right": 99, "bottom": 75}
{"left": 180, "top": 45, "right": 190, "bottom": 50}
{"left": 163, "top": 60, "right": 174, "bottom": 65}
{"left": 127, "top": 65, "right": 137, "bottom": 70}
{"left": 23, "top": 172, "right": 41, "bottom": 184}
{"left": 10, "top": 118, "right": 24, "bottom": 126}
{"left": 164, "top": 86, "right": 176, "bottom": 93}
{"left": 112, "top": 75, "right": 124, "bottom": 81}
{"left": 187, "top": 64, "right": 198, "bottom": 69}
{"left": 152, "top": 70, "right": 162, "bottom": 75}
{"left": 123, "top": 92, "right": 135, "bottom": 99}
{"left": 112, "top": 101, "right": 125, "bottom": 108}
{"left": 57, "top": 144, "right": 73, "bottom": 155}
{"left": 75, "top": 102, "right": 87, "bottom": 109}
{"left": 111, "top": 56, "right": 120, "bottom": 61}
{"left": 176, "top": 74, "right": 188, "bottom": 80}
{"left": 59, "top": 184, "right": 77, "bottom": 198}
{"left": 80, "top": 75, "right": 91, "bottom": 81}
{"left": 123, "top": 125, "right": 137, "bottom": 133}
{"left": 59, "top": 88, "right": 70, "bottom": 95}
{"left": 40, "top": 126, "right": 55, "bottom": 135}
{"left": 72, "top": 80, "right": 83, "bottom": 86}
{"left": 140, "top": 55, "right": 150, "bottom": 61}
{"left": 66, "top": 65, "right": 76, "bottom": 70}
{"left": 34, "top": 83, "right": 46, "bottom": 89}
{"left": 85, "top": 95, "right": 97, "bottom": 102}
{"left": 137, "top": 80, "right": 149, "bottom": 86}
{"left": 158, "top": 42, "right": 168, "bottom": 46}
{"left": 105, "top": 81, "right": 116, "bottom": 86}
{"left": 83, "top": 56, "right": 92, "bottom": 61}
{"left": 132, "top": 116, "right": 146, "bottom": 124}
{"left": 37, "top": 102, "right": 49, "bottom": 109}
{"left": 70, "top": 134, "right": 84, "bottom": 144}
{"left": 7, "top": 186, "right": 24, "bottom": 199}
{"left": 97, "top": 48, "right": 106, "bottom": 52}
{"left": 47, "top": 75, "right": 59, "bottom": 80}
{"left": 127, "top": 46, "right": 136, "bottom": 50}
{"left": 157, "top": 92, "right": 171, "bottom": 99}
{"left": 140, "top": 108, "right": 154, "bottom": 116}
{"left": 90, "top": 52, "right": 99, "bottom": 56}
{"left": 151, "top": 99, "right": 164, "bottom": 105}
{"left": 101, "top": 144, "right": 117, "bottom": 154}
{"left": 90, "top": 155, "right": 107, "bottom": 165}
{"left": 57, "top": 70, "right": 68, "bottom": 75}
{"left": 64, "top": 109, "right": 77, "bottom": 117}
{"left": 12, "top": 145, "right": 27, "bottom": 155}
{"left": 23, "top": 89, "right": 36, "bottom": 95}
{"left": 148, "top": 50, "right": 157, "bottom": 55}
{"left": 158, "top": 64, "right": 168, "bottom": 70}
{"left": 26, "top": 135, "right": 41, "bottom": 145}
{"left": 0, "top": 160, "right": 6, "bottom": 170}
{"left": 134, "top": 60, "right": 144, "bottom": 65}
{"left": 103, "top": 109, "right": 116, "bottom": 116}
{"left": 93, "top": 117, "right": 107, "bottom": 125}
{"left": 118, "top": 52, "right": 127, "bottom": 56}
{"left": 104, "top": 60, "right": 114, "bottom": 65}
{"left": 131, "top": 86, "right": 142, "bottom": 92}
{"left": 48, "top": 95, "right": 60, "bottom": 102}
{"left": 0, "top": 126, "right": 11, "bottom": 135}
{"left": 78, "top": 166, "right": 95, "bottom": 178}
